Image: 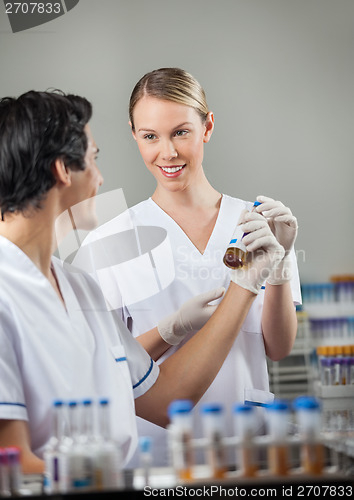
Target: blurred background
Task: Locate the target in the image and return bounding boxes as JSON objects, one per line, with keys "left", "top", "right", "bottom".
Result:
{"left": 1, "top": 0, "right": 353, "bottom": 282}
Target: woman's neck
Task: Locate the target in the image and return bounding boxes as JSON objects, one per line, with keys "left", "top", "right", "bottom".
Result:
{"left": 152, "top": 169, "right": 221, "bottom": 212}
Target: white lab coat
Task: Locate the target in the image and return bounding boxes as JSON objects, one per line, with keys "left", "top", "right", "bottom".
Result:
{"left": 73, "top": 194, "right": 302, "bottom": 466}
{"left": 0, "top": 236, "right": 159, "bottom": 464}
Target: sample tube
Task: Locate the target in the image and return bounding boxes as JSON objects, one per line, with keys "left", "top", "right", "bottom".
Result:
{"left": 138, "top": 437, "right": 153, "bottom": 487}
{"left": 200, "top": 403, "right": 227, "bottom": 479}
{"left": 349, "top": 357, "right": 354, "bottom": 385}
{"left": 321, "top": 358, "right": 335, "bottom": 386}
{"left": 67, "top": 400, "right": 95, "bottom": 492}
{"left": 223, "top": 201, "right": 262, "bottom": 269}
{"left": 265, "top": 400, "right": 290, "bottom": 476}
{"left": 316, "top": 346, "right": 328, "bottom": 382}
{"left": 95, "top": 398, "right": 124, "bottom": 491}
{"left": 168, "top": 400, "right": 194, "bottom": 482}
{"left": 233, "top": 404, "right": 258, "bottom": 477}
{"left": 6, "top": 447, "right": 22, "bottom": 496}
{"left": 43, "top": 399, "right": 66, "bottom": 494}
{"left": 293, "top": 396, "right": 324, "bottom": 475}
{"left": 0, "top": 448, "right": 10, "bottom": 497}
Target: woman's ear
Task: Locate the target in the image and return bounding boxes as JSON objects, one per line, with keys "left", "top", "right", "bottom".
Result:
{"left": 203, "top": 111, "right": 214, "bottom": 143}
{"left": 129, "top": 120, "right": 137, "bottom": 141}
{"left": 52, "top": 159, "right": 72, "bottom": 186}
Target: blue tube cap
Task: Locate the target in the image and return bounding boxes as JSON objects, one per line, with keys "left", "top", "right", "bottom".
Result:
{"left": 200, "top": 403, "right": 224, "bottom": 414}
{"left": 168, "top": 399, "right": 193, "bottom": 417}
{"left": 293, "top": 396, "right": 321, "bottom": 411}
{"left": 265, "top": 399, "right": 290, "bottom": 411}
{"left": 233, "top": 403, "right": 254, "bottom": 414}
{"left": 139, "top": 436, "right": 153, "bottom": 453}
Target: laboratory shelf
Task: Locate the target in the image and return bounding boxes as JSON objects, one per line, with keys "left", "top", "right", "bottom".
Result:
{"left": 315, "top": 384, "right": 354, "bottom": 399}
{"left": 268, "top": 365, "right": 309, "bottom": 375}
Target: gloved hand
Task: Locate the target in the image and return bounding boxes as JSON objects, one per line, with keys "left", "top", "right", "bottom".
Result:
{"left": 230, "top": 210, "right": 285, "bottom": 294}
{"left": 255, "top": 195, "right": 298, "bottom": 285}
{"left": 157, "top": 287, "right": 225, "bottom": 345}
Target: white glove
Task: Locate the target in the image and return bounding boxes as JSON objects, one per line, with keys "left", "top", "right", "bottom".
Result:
{"left": 157, "top": 287, "right": 225, "bottom": 345}
{"left": 255, "top": 195, "right": 298, "bottom": 285}
{"left": 230, "top": 211, "right": 285, "bottom": 294}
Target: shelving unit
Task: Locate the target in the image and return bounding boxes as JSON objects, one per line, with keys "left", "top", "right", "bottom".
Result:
{"left": 267, "top": 311, "right": 314, "bottom": 400}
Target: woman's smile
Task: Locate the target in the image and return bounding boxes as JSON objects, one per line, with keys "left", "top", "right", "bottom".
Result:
{"left": 158, "top": 164, "right": 186, "bottom": 177}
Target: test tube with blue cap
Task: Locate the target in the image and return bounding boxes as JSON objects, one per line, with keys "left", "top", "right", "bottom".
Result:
{"left": 95, "top": 398, "right": 124, "bottom": 490}
{"left": 223, "top": 201, "right": 262, "bottom": 269}
{"left": 233, "top": 404, "right": 258, "bottom": 477}
{"left": 293, "top": 396, "right": 324, "bottom": 475}
{"left": 200, "top": 403, "right": 226, "bottom": 479}
{"left": 265, "top": 400, "right": 290, "bottom": 476}
{"left": 138, "top": 436, "right": 153, "bottom": 486}
{"left": 168, "top": 400, "right": 194, "bottom": 481}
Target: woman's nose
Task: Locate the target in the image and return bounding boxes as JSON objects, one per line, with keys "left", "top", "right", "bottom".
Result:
{"left": 161, "top": 141, "right": 178, "bottom": 161}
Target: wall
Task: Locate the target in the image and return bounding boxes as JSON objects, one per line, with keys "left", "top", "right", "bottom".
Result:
{"left": 0, "top": 0, "right": 353, "bottom": 281}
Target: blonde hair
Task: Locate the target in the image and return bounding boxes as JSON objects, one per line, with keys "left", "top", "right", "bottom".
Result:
{"left": 129, "top": 68, "right": 209, "bottom": 132}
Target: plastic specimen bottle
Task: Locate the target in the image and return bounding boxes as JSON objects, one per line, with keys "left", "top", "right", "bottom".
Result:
{"left": 233, "top": 404, "right": 258, "bottom": 477}
{"left": 43, "top": 399, "right": 66, "bottom": 494}
{"left": 94, "top": 398, "right": 123, "bottom": 490}
{"left": 200, "top": 403, "right": 227, "bottom": 479}
{"left": 223, "top": 201, "right": 262, "bottom": 269}
{"left": 265, "top": 400, "right": 290, "bottom": 476}
{"left": 168, "top": 400, "right": 194, "bottom": 482}
{"left": 293, "top": 396, "right": 324, "bottom": 475}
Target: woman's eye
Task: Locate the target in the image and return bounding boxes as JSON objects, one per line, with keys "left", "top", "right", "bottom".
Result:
{"left": 175, "top": 130, "right": 188, "bottom": 137}
{"left": 144, "top": 134, "right": 156, "bottom": 140}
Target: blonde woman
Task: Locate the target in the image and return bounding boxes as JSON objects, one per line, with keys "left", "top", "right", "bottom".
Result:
{"left": 79, "top": 68, "right": 301, "bottom": 467}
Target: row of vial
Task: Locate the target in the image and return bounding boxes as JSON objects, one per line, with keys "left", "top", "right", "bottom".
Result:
{"left": 0, "top": 448, "right": 21, "bottom": 498}
{"left": 309, "top": 317, "right": 354, "bottom": 342}
{"left": 167, "top": 397, "right": 325, "bottom": 481}
{"left": 316, "top": 345, "right": 354, "bottom": 386}
{"left": 43, "top": 398, "right": 123, "bottom": 494}
{"left": 301, "top": 280, "right": 354, "bottom": 304}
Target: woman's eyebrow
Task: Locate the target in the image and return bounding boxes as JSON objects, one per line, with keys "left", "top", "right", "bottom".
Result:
{"left": 138, "top": 122, "right": 193, "bottom": 133}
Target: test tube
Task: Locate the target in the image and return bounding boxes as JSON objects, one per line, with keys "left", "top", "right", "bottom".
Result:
{"left": 233, "top": 404, "right": 258, "bottom": 477}
{"left": 223, "top": 201, "right": 262, "bottom": 269}
{"left": 200, "top": 403, "right": 227, "bottom": 479}
{"left": 349, "top": 357, "right": 354, "bottom": 385}
{"left": 168, "top": 400, "right": 194, "bottom": 481}
{"left": 321, "top": 358, "right": 335, "bottom": 386}
{"left": 0, "top": 448, "right": 10, "bottom": 497}
{"left": 265, "top": 400, "right": 290, "bottom": 476}
{"left": 138, "top": 437, "right": 153, "bottom": 487}
{"left": 6, "top": 447, "right": 22, "bottom": 496}
{"left": 293, "top": 397, "right": 324, "bottom": 475}
{"left": 316, "top": 346, "right": 327, "bottom": 382}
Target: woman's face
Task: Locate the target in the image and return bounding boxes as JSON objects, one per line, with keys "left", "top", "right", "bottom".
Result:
{"left": 131, "top": 96, "right": 214, "bottom": 192}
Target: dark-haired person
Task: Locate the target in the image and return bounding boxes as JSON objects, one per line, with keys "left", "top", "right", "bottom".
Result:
{"left": 0, "top": 90, "right": 285, "bottom": 474}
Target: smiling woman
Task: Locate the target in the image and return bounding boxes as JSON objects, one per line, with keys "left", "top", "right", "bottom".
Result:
{"left": 131, "top": 96, "right": 214, "bottom": 190}
{"left": 80, "top": 68, "right": 301, "bottom": 468}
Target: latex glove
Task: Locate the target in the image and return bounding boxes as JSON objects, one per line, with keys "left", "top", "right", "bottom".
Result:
{"left": 255, "top": 195, "right": 298, "bottom": 252}
{"left": 255, "top": 195, "right": 298, "bottom": 285}
{"left": 157, "top": 287, "right": 226, "bottom": 345}
{"left": 230, "top": 211, "right": 285, "bottom": 294}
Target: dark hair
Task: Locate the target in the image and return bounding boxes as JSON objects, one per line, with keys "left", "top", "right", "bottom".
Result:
{"left": 129, "top": 68, "right": 209, "bottom": 132}
{"left": 0, "top": 90, "right": 92, "bottom": 218}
